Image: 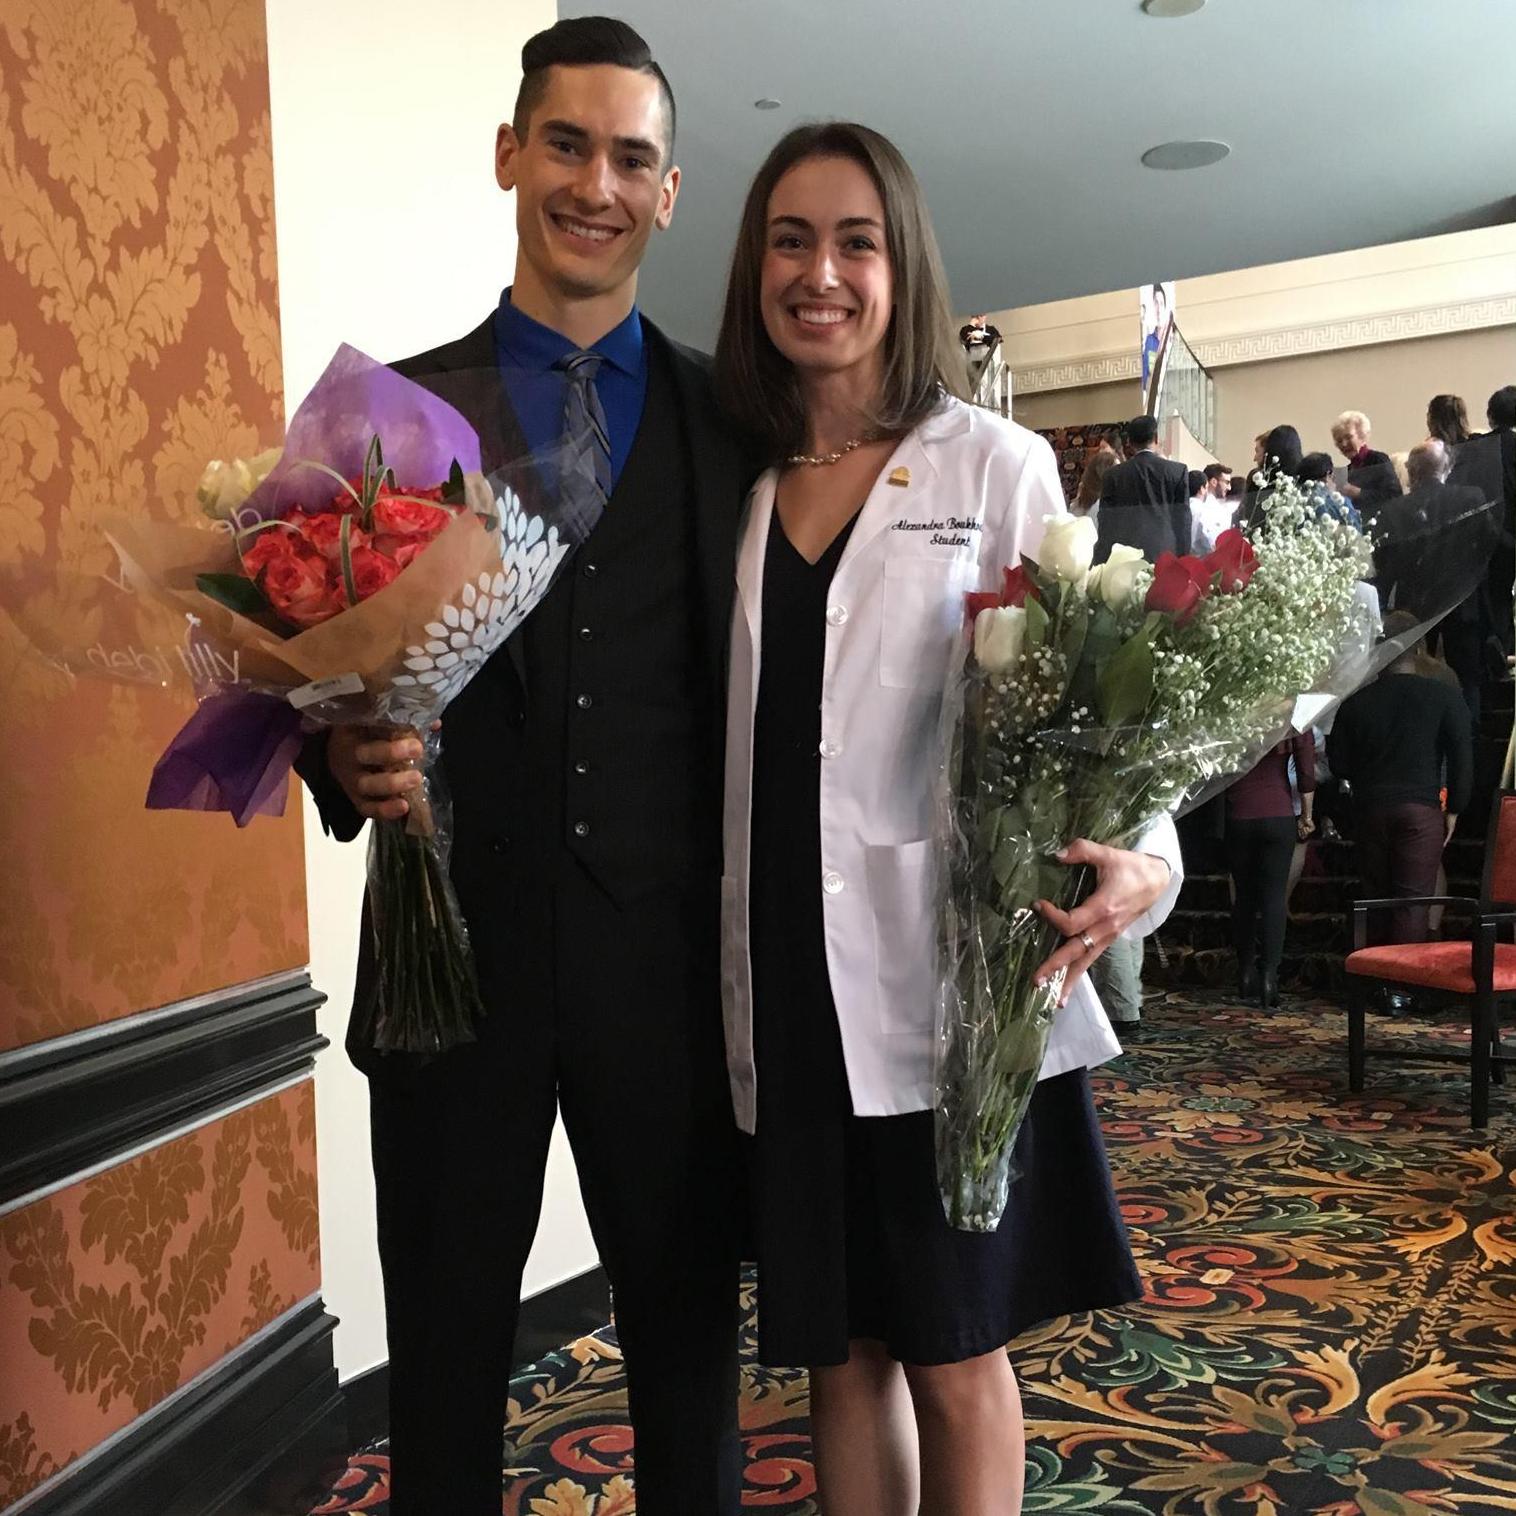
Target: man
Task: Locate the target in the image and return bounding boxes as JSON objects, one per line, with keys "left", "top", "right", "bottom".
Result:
{"left": 1094, "top": 413, "right": 1191, "bottom": 564}
{"left": 958, "top": 311, "right": 1002, "bottom": 396}
{"left": 1450, "top": 384, "right": 1516, "bottom": 664}
{"left": 1375, "top": 440, "right": 1494, "bottom": 720}
{"left": 1205, "top": 462, "right": 1232, "bottom": 500}
{"left": 297, "top": 19, "right": 750, "bottom": 1514}
{"left": 1331, "top": 409, "right": 1403, "bottom": 515}
{"left": 1329, "top": 611, "right": 1473, "bottom": 950}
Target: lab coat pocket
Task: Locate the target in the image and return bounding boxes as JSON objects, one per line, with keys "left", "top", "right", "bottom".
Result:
{"left": 879, "top": 556, "right": 973, "bottom": 691}
{"left": 865, "top": 838, "right": 942, "bottom": 1037}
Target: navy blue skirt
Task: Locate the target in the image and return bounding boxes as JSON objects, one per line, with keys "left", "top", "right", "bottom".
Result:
{"left": 744, "top": 1068, "right": 1143, "bottom": 1368}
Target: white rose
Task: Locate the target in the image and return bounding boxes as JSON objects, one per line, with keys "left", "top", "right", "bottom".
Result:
{"left": 973, "top": 605, "right": 1027, "bottom": 672}
{"left": 1038, "top": 513, "right": 1097, "bottom": 588}
{"left": 197, "top": 447, "right": 281, "bottom": 520}
{"left": 1087, "top": 542, "right": 1148, "bottom": 608}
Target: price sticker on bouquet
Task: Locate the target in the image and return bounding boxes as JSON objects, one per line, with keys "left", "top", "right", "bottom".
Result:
{"left": 288, "top": 671, "right": 366, "bottom": 710}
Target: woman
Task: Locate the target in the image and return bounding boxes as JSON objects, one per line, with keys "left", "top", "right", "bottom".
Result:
{"left": 1226, "top": 734, "right": 1315, "bottom": 1007}
{"left": 1240, "top": 423, "right": 1304, "bottom": 529}
{"left": 713, "top": 122, "right": 1182, "bottom": 1516}
{"left": 1072, "top": 442, "right": 1120, "bottom": 518}
{"left": 1426, "top": 393, "right": 1473, "bottom": 455}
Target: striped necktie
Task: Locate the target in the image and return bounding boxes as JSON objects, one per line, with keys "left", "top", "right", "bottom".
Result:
{"left": 554, "top": 349, "right": 612, "bottom": 541}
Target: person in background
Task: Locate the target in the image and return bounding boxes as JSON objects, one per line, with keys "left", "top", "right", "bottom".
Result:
{"left": 1451, "top": 385, "right": 1516, "bottom": 667}
{"left": 958, "top": 312, "right": 1002, "bottom": 396}
{"left": 1189, "top": 464, "right": 1233, "bottom": 552}
{"left": 1251, "top": 431, "right": 1270, "bottom": 477}
{"left": 1239, "top": 423, "right": 1303, "bottom": 528}
{"left": 1332, "top": 409, "right": 1403, "bottom": 515}
{"left": 1094, "top": 413, "right": 1191, "bottom": 564}
{"left": 1329, "top": 611, "right": 1473, "bottom": 950}
{"left": 1426, "top": 393, "right": 1474, "bottom": 457}
{"left": 1296, "top": 451, "right": 1361, "bottom": 527}
{"left": 1071, "top": 443, "right": 1121, "bottom": 522}
{"left": 1226, "top": 733, "right": 1316, "bottom": 1007}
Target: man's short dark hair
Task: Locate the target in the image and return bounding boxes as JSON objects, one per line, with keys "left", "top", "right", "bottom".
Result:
{"left": 1127, "top": 414, "right": 1159, "bottom": 448}
{"left": 1489, "top": 385, "right": 1516, "bottom": 429}
{"left": 514, "top": 17, "right": 675, "bottom": 162}
{"left": 1187, "top": 469, "right": 1206, "bottom": 496}
{"left": 1204, "top": 462, "right": 1229, "bottom": 481}
{"left": 1297, "top": 452, "right": 1335, "bottom": 483}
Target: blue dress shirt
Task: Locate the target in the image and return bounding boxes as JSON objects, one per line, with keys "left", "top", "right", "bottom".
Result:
{"left": 492, "top": 287, "right": 647, "bottom": 490}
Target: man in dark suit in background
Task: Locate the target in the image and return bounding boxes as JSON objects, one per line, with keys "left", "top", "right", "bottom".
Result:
{"left": 297, "top": 18, "right": 749, "bottom": 1516}
{"left": 1451, "top": 384, "right": 1516, "bottom": 664}
{"left": 1094, "top": 412, "right": 1191, "bottom": 564}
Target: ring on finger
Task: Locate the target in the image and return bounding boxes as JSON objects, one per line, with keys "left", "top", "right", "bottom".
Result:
{"left": 1079, "top": 930, "right": 1097, "bottom": 952}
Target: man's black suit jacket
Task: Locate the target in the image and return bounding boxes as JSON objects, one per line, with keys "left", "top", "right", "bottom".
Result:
{"left": 297, "top": 313, "right": 755, "bottom": 1079}
{"left": 1094, "top": 448, "right": 1192, "bottom": 564}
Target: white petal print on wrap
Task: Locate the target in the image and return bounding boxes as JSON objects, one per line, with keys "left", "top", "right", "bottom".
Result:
{"left": 379, "top": 487, "right": 571, "bottom": 727}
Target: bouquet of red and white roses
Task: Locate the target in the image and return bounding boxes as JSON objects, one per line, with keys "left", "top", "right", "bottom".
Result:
{"left": 934, "top": 476, "right": 1488, "bottom": 1231}
{"left": 94, "top": 345, "right": 593, "bottom": 1056}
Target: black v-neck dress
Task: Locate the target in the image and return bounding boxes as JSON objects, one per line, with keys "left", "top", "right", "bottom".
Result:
{"left": 744, "top": 506, "right": 1142, "bottom": 1369}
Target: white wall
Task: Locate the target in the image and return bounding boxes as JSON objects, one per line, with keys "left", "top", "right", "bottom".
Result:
{"left": 266, "top": 0, "right": 597, "bottom": 1384}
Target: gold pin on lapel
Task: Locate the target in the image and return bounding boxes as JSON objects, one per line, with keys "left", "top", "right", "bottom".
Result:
{"left": 888, "top": 466, "right": 911, "bottom": 487}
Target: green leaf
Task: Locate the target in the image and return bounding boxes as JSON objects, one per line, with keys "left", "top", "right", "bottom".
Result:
{"left": 339, "top": 514, "right": 359, "bottom": 606}
{"left": 1097, "top": 621, "right": 1157, "bottom": 727}
{"left": 1024, "top": 593, "right": 1050, "bottom": 648}
{"left": 991, "top": 832, "right": 1035, "bottom": 896}
{"left": 196, "top": 572, "right": 269, "bottom": 617}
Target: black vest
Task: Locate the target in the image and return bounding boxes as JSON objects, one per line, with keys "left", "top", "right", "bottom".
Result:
{"left": 517, "top": 339, "right": 718, "bottom": 902}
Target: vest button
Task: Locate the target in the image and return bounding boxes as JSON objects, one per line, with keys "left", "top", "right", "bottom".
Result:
{"left": 826, "top": 604, "right": 848, "bottom": 626}
{"left": 578, "top": 626, "right": 594, "bottom": 641}
{"left": 819, "top": 739, "right": 841, "bottom": 759}
{"left": 576, "top": 693, "right": 593, "bottom": 710}
{"left": 583, "top": 561, "right": 599, "bottom": 578}
{"left": 574, "top": 760, "right": 589, "bottom": 775}
{"left": 822, "top": 870, "right": 845, "bottom": 895}
{"left": 573, "top": 820, "right": 590, "bottom": 838}
{"left": 489, "top": 835, "right": 510, "bottom": 854}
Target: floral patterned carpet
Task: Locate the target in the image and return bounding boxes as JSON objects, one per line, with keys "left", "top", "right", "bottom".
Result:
{"left": 310, "top": 990, "right": 1516, "bottom": 1514}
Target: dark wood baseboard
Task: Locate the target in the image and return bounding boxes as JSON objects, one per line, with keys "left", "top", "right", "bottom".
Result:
{"left": 0, "top": 972, "right": 327, "bottom": 1203}
{"left": 341, "top": 1263, "right": 611, "bottom": 1449}
{"left": 16, "top": 1299, "right": 343, "bottom": 1516}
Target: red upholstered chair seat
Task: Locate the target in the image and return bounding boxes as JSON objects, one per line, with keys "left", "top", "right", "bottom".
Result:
{"left": 1346, "top": 941, "right": 1516, "bottom": 995}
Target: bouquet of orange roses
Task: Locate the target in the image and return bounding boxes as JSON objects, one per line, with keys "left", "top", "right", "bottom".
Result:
{"left": 95, "top": 345, "right": 594, "bottom": 1055}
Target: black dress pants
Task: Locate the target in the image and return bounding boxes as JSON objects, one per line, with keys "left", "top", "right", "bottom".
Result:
{"left": 368, "top": 864, "right": 742, "bottom": 1516}
{"left": 1355, "top": 801, "right": 1446, "bottom": 945}
{"left": 1228, "top": 815, "right": 1297, "bottom": 977}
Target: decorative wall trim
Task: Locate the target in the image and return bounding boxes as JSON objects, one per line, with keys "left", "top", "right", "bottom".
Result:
{"left": 0, "top": 974, "right": 327, "bottom": 1207}
{"left": 340, "top": 1264, "right": 613, "bottom": 1450}
{"left": 8, "top": 1297, "right": 342, "bottom": 1516}
{"left": 1012, "top": 352, "right": 1142, "bottom": 396}
{"left": 1191, "top": 295, "right": 1516, "bottom": 369}
{"left": 1012, "top": 294, "right": 1516, "bottom": 394}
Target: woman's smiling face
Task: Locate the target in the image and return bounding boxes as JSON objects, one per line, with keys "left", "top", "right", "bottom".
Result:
{"left": 760, "top": 154, "right": 894, "bottom": 384}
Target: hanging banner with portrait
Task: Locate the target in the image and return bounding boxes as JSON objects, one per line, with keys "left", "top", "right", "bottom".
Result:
{"left": 1140, "top": 281, "right": 1176, "bottom": 413}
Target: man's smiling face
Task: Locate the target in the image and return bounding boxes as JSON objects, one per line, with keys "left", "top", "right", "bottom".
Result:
{"left": 497, "top": 63, "right": 678, "bottom": 304}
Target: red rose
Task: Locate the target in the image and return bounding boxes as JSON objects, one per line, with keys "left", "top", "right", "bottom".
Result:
{"left": 1144, "top": 552, "right": 1213, "bottom": 625}
{"left": 1205, "top": 528, "right": 1258, "bottom": 593}
{"left": 964, "top": 589, "right": 1001, "bottom": 627}
{"left": 375, "top": 537, "right": 428, "bottom": 571}
{"left": 239, "top": 524, "right": 302, "bottom": 577}
{"left": 348, "top": 545, "right": 401, "bottom": 601}
{"left": 262, "top": 550, "right": 341, "bottom": 627}
{"left": 371, "top": 494, "right": 451, "bottom": 541}
{"left": 1001, "top": 564, "right": 1039, "bottom": 607}
{"left": 293, "top": 509, "right": 370, "bottom": 563}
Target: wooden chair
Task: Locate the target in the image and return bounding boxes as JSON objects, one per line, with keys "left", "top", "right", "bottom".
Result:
{"left": 1344, "top": 790, "right": 1516, "bottom": 1127}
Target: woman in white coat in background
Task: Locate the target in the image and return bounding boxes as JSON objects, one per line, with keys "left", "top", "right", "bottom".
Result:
{"left": 712, "top": 123, "right": 1183, "bottom": 1516}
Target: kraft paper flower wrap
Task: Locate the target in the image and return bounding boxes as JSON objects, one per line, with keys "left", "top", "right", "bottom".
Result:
{"left": 934, "top": 477, "right": 1501, "bottom": 1232}
{"left": 87, "top": 345, "right": 591, "bottom": 1057}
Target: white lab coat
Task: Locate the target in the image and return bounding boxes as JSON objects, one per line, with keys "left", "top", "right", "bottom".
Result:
{"left": 720, "top": 396, "right": 1183, "bottom": 1134}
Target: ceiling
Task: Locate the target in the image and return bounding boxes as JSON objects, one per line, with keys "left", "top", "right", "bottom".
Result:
{"left": 561, "top": 0, "right": 1516, "bottom": 347}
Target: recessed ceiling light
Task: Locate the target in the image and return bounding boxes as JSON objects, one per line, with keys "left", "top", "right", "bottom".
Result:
{"left": 1142, "top": 0, "right": 1206, "bottom": 15}
{"left": 1141, "top": 139, "right": 1230, "bottom": 170}
{"left": 754, "top": 98, "right": 782, "bottom": 111}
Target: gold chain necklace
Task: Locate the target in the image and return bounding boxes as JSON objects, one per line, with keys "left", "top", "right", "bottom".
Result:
{"left": 786, "top": 434, "right": 878, "bottom": 467}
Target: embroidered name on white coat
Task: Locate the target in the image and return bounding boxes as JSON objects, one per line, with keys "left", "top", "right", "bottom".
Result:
{"left": 891, "top": 517, "right": 982, "bottom": 548}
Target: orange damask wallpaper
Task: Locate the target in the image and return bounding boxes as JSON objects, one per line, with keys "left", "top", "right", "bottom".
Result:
{"left": 0, "top": 0, "right": 309, "bottom": 1054}
{"left": 0, "top": 1080, "right": 322, "bottom": 1506}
